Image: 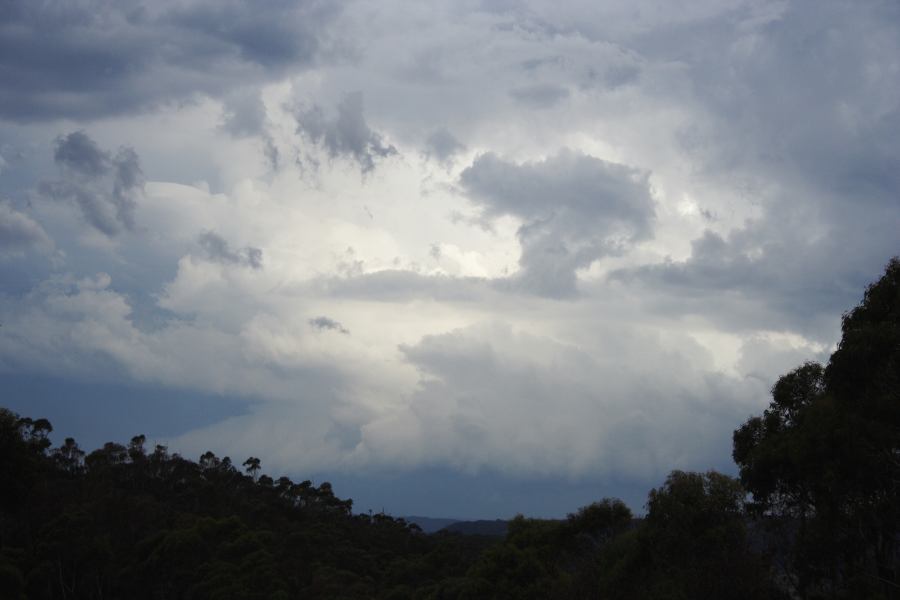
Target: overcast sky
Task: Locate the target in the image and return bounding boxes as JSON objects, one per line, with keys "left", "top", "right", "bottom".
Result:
{"left": 2, "top": 0, "right": 898, "bottom": 519}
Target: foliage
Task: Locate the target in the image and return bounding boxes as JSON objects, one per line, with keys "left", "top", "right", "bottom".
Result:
{"left": 598, "top": 471, "right": 782, "bottom": 600}
{"left": 0, "top": 411, "right": 494, "bottom": 599}
{"left": 733, "top": 257, "right": 900, "bottom": 598}
{"left": 0, "top": 406, "right": 780, "bottom": 599}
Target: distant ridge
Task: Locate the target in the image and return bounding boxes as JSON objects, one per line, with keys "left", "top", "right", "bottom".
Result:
{"left": 402, "top": 516, "right": 510, "bottom": 536}
{"left": 402, "top": 516, "right": 461, "bottom": 533}
{"left": 441, "top": 519, "right": 508, "bottom": 537}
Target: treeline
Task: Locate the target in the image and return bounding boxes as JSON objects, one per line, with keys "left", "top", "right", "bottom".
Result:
{"left": 1, "top": 409, "right": 498, "bottom": 599}
{"left": 1, "top": 258, "right": 898, "bottom": 599}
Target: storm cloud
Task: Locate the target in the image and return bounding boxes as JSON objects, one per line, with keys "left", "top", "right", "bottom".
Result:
{"left": 460, "top": 150, "right": 655, "bottom": 295}
{"left": 309, "top": 316, "right": 349, "bottom": 334}
{"left": 294, "top": 92, "right": 398, "bottom": 174}
{"left": 0, "top": 0, "right": 898, "bottom": 518}
{"left": 40, "top": 132, "right": 144, "bottom": 236}
{"left": 198, "top": 231, "right": 263, "bottom": 270}
{"left": 0, "top": 0, "right": 339, "bottom": 122}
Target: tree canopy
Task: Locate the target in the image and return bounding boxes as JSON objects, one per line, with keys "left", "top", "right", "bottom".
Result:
{"left": 734, "top": 257, "right": 900, "bottom": 598}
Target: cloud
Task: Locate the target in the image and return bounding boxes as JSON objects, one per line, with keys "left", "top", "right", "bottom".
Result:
{"left": 353, "top": 322, "right": 765, "bottom": 480}
{"left": 0, "top": 0, "right": 339, "bottom": 122}
{"left": 294, "top": 92, "right": 398, "bottom": 173}
{"left": 0, "top": 270, "right": 345, "bottom": 404}
{"left": 612, "top": 210, "right": 895, "bottom": 340}
{"left": 165, "top": 0, "right": 325, "bottom": 69}
{"left": 0, "top": 267, "right": 403, "bottom": 474}
{"left": 1, "top": 0, "right": 897, "bottom": 517}
{"left": 564, "top": 0, "right": 900, "bottom": 339}
{"left": 459, "top": 149, "right": 655, "bottom": 296}
{"left": 736, "top": 334, "right": 830, "bottom": 386}
{"left": 39, "top": 132, "right": 144, "bottom": 236}
{"left": 307, "top": 270, "right": 492, "bottom": 303}
{"left": 0, "top": 261, "right": 807, "bottom": 489}
{"left": 198, "top": 231, "right": 263, "bottom": 270}
{"left": 0, "top": 202, "right": 53, "bottom": 259}
{"left": 423, "top": 127, "right": 466, "bottom": 164}
{"left": 509, "top": 83, "right": 570, "bottom": 109}
{"left": 309, "top": 316, "right": 349, "bottom": 334}
{"left": 220, "top": 88, "right": 269, "bottom": 138}
{"left": 52, "top": 130, "right": 110, "bottom": 177}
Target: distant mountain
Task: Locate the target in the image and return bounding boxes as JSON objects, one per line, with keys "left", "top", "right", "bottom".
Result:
{"left": 402, "top": 516, "right": 510, "bottom": 536}
{"left": 441, "top": 519, "right": 508, "bottom": 537}
{"left": 402, "top": 516, "right": 461, "bottom": 533}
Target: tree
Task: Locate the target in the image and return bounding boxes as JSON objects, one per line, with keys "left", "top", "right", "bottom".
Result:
{"left": 600, "top": 471, "right": 780, "bottom": 600}
{"left": 732, "top": 362, "right": 828, "bottom": 516}
{"left": 17, "top": 416, "right": 53, "bottom": 453}
{"left": 52, "top": 437, "right": 86, "bottom": 475}
{"left": 565, "top": 498, "right": 632, "bottom": 546}
{"left": 0, "top": 408, "right": 47, "bottom": 511}
{"left": 199, "top": 451, "right": 220, "bottom": 471}
{"left": 128, "top": 434, "right": 147, "bottom": 462}
{"left": 1, "top": 407, "right": 495, "bottom": 599}
{"left": 86, "top": 442, "right": 128, "bottom": 470}
{"left": 243, "top": 456, "right": 261, "bottom": 481}
{"left": 733, "top": 257, "right": 900, "bottom": 597}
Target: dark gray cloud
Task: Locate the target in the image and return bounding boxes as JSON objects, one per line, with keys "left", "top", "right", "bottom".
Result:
{"left": 219, "top": 88, "right": 281, "bottom": 168}
{"left": 612, "top": 214, "right": 895, "bottom": 339}
{"left": 308, "top": 316, "right": 349, "bottom": 334}
{"left": 608, "top": 0, "right": 900, "bottom": 337}
{"left": 198, "top": 231, "right": 263, "bottom": 269}
{"left": 166, "top": 0, "right": 324, "bottom": 69}
{"left": 0, "top": 0, "right": 338, "bottom": 122}
{"left": 424, "top": 128, "right": 466, "bottom": 164}
{"left": 52, "top": 130, "right": 109, "bottom": 177}
{"left": 40, "top": 132, "right": 144, "bottom": 236}
{"left": 670, "top": 1, "right": 900, "bottom": 208}
{"left": 509, "top": 83, "right": 570, "bottom": 109}
{"left": 294, "top": 92, "right": 398, "bottom": 173}
{"left": 460, "top": 150, "right": 655, "bottom": 296}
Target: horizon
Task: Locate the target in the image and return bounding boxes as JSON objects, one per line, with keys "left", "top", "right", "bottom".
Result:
{"left": 2, "top": 0, "right": 899, "bottom": 520}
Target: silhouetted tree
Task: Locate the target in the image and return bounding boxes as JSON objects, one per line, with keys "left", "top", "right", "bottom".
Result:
{"left": 128, "top": 434, "right": 147, "bottom": 462}
{"left": 52, "top": 437, "right": 86, "bottom": 475}
{"left": 199, "top": 450, "right": 220, "bottom": 471}
{"left": 600, "top": 471, "right": 781, "bottom": 600}
{"left": 734, "top": 257, "right": 900, "bottom": 597}
{"left": 243, "top": 456, "right": 261, "bottom": 481}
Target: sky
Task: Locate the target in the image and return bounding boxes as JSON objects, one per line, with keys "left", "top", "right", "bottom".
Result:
{"left": 1, "top": 0, "right": 898, "bottom": 519}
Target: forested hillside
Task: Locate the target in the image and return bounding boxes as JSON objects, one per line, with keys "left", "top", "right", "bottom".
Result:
{"left": 2, "top": 258, "right": 897, "bottom": 599}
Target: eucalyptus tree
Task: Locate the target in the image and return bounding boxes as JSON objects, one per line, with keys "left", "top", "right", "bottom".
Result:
{"left": 734, "top": 258, "right": 900, "bottom": 597}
